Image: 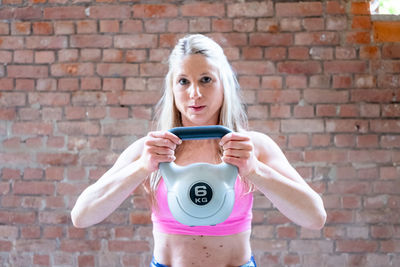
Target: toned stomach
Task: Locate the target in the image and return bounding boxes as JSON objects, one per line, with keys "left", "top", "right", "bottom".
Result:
{"left": 153, "top": 230, "right": 252, "bottom": 267}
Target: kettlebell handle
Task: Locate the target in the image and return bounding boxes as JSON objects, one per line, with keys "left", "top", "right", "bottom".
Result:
{"left": 169, "top": 125, "right": 231, "bottom": 140}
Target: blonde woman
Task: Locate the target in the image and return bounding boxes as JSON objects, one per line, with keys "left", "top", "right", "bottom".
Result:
{"left": 71, "top": 34, "right": 326, "bottom": 267}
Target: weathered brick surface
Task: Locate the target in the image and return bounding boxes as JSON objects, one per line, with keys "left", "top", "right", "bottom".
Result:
{"left": 0, "top": 0, "right": 399, "bottom": 266}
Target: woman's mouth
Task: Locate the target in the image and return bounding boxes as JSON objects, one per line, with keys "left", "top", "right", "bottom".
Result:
{"left": 189, "top": 105, "right": 206, "bottom": 112}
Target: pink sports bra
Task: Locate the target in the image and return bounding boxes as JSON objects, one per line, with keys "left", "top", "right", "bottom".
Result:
{"left": 151, "top": 177, "right": 253, "bottom": 236}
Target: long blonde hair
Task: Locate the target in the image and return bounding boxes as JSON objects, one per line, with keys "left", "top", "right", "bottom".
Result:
{"left": 148, "top": 34, "right": 249, "bottom": 197}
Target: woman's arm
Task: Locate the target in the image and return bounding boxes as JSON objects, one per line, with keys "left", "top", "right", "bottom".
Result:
{"left": 71, "top": 131, "right": 181, "bottom": 228}
{"left": 220, "top": 131, "right": 326, "bottom": 230}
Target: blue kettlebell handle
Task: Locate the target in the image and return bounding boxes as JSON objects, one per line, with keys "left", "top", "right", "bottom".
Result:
{"left": 168, "top": 125, "right": 232, "bottom": 140}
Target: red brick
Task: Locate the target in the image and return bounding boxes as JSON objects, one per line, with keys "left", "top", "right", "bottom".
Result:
{"left": 351, "top": 2, "right": 370, "bottom": 15}
{"left": 212, "top": 19, "right": 232, "bottom": 32}
{"left": 336, "top": 240, "right": 377, "bottom": 253}
{"left": 12, "top": 122, "right": 52, "bottom": 136}
{"left": 37, "top": 153, "right": 78, "bottom": 165}
{"left": 280, "top": 18, "right": 301, "bottom": 32}
{"left": 33, "top": 22, "right": 53, "bottom": 35}
{"left": 276, "top": 2, "right": 323, "bottom": 17}
{"left": 383, "top": 44, "right": 400, "bottom": 59}
{"left": 108, "top": 240, "right": 150, "bottom": 252}
{"left": 351, "top": 89, "right": 396, "bottom": 103}
{"left": 227, "top": 2, "right": 273, "bottom": 17}
{"left": 325, "top": 61, "right": 367, "bottom": 74}
{"left": 0, "top": 93, "right": 26, "bottom": 107}
{"left": 288, "top": 47, "right": 309, "bottom": 60}
{"left": 326, "top": 1, "right": 346, "bottom": 14}
{"left": 54, "top": 21, "right": 74, "bottom": 35}
{"left": 96, "top": 63, "right": 138, "bottom": 77}
{"left": 121, "top": 20, "right": 143, "bottom": 33}
{"left": 233, "top": 19, "right": 256, "bottom": 33}
{"left": 119, "top": 91, "right": 161, "bottom": 105}
{"left": 352, "top": 16, "right": 371, "bottom": 29}
{"left": 208, "top": 33, "right": 247, "bottom": 47}
{"left": 34, "top": 255, "right": 49, "bottom": 266}
{"left": 181, "top": 3, "right": 225, "bottom": 17}
{"left": 326, "top": 16, "right": 347, "bottom": 31}
{"left": 44, "top": 7, "right": 86, "bottom": 19}
{"left": 57, "top": 121, "right": 100, "bottom": 135}
{"left": 14, "top": 50, "right": 33, "bottom": 63}
{"left": 70, "top": 35, "right": 112, "bottom": 48}
{"left": 270, "top": 105, "right": 290, "bottom": 118}
{"left": 0, "top": 78, "right": 14, "bottom": 90}
{"left": 11, "top": 21, "right": 31, "bottom": 35}
{"left": 26, "top": 36, "right": 67, "bottom": 49}
{"left": 346, "top": 31, "right": 370, "bottom": 44}
{"left": 304, "top": 89, "right": 348, "bottom": 103}
{"left": 76, "top": 20, "right": 97, "bottom": 34}
{"left": 261, "top": 76, "right": 282, "bottom": 89}
{"left": 81, "top": 77, "right": 101, "bottom": 90}
{"left": 133, "top": 4, "right": 178, "bottom": 18}
{"left": 295, "top": 32, "right": 339, "bottom": 45}
{"left": 140, "top": 63, "right": 168, "bottom": 77}
{"left": 0, "top": 108, "right": 16, "bottom": 120}
{"left": 360, "top": 45, "right": 380, "bottom": 59}
{"left": 71, "top": 92, "right": 107, "bottom": 106}
{"left": 232, "top": 61, "right": 274, "bottom": 75}
{"left": 0, "top": 36, "right": 24, "bottom": 49}
{"left": 14, "top": 182, "right": 55, "bottom": 195}
{"left": 189, "top": 17, "right": 210, "bottom": 33}
{"left": 294, "top": 106, "right": 314, "bottom": 118}
{"left": 282, "top": 119, "right": 324, "bottom": 133}
{"left": 35, "top": 51, "right": 55, "bottom": 64}
{"left": 374, "top": 21, "right": 400, "bottom": 42}
{"left": 305, "top": 150, "right": 348, "bottom": 163}
{"left": 144, "top": 19, "right": 166, "bottom": 33}
{"left": 60, "top": 240, "right": 101, "bottom": 252}
{"left": 100, "top": 20, "right": 120, "bottom": 33}
{"left": 51, "top": 63, "right": 94, "bottom": 76}
{"left": 78, "top": 255, "right": 94, "bottom": 267}
{"left": 114, "top": 34, "right": 157, "bottom": 48}
{"left": 278, "top": 61, "right": 321, "bottom": 75}
{"left": 89, "top": 5, "right": 131, "bottom": 19}
{"left": 286, "top": 76, "right": 307, "bottom": 89}
{"left": 250, "top": 33, "right": 293, "bottom": 46}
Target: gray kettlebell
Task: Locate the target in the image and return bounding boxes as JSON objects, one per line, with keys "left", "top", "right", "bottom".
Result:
{"left": 159, "top": 125, "right": 238, "bottom": 226}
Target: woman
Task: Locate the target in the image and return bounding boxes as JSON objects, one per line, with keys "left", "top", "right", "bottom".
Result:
{"left": 71, "top": 34, "right": 327, "bottom": 267}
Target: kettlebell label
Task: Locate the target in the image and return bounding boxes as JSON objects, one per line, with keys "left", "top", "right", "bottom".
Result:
{"left": 190, "top": 182, "right": 213, "bottom": 206}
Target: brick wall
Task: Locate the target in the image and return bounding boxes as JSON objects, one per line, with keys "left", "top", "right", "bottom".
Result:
{"left": 0, "top": 0, "right": 399, "bottom": 266}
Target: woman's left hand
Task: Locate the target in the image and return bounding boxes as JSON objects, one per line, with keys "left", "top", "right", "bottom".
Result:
{"left": 219, "top": 132, "right": 258, "bottom": 178}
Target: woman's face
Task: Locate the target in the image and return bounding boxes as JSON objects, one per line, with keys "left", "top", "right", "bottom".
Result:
{"left": 172, "top": 54, "right": 224, "bottom": 127}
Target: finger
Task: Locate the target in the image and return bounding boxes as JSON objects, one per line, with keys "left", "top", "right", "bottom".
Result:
{"left": 223, "top": 149, "right": 252, "bottom": 159}
{"left": 146, "top": 137, "right": 177, "bottom": 151}
{"left": 149, "top": 131, "right": 182, "bottom": 145}
{"left": 222, "top": 140, "right": 253, "bottom": 151}
{"left": 220, "top": 133, "right": 250, "bottom": 146}
{"left": 147, "top": 146, "right": 175, "bottom": 156}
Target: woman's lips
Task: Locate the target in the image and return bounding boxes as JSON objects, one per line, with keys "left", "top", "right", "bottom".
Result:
{"left": 189, "top": 105, "right": 206, "bottom": 112}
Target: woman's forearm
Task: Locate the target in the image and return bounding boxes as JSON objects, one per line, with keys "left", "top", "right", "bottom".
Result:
{"left": 248, "top": 162, "right": 326, "bottom": 230}
{"left": 71, "top": 160, "right": 150, "bottom": 228}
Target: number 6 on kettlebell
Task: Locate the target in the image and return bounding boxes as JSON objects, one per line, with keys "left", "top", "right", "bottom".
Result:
{"left": 159, "top": 125, "right": 238, "bottom": 226}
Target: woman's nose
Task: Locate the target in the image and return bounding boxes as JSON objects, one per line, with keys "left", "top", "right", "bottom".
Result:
{"left": 189, "top": 83, "right": 202, "bottom": 99}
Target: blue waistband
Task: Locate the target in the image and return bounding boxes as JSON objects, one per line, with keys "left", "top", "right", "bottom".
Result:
{"left": 150, "top": 255, "right": 256, "bottom": 267}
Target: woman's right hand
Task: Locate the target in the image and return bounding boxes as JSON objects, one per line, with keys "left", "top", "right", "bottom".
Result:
{"left": 139, "top": 131, "right": 182, "bottom": 173}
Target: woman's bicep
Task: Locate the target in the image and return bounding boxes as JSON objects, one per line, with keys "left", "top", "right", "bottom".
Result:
{"left": 103, "top": 137, "right": 145, "bottom": 177}
{"left": 253, "top": 132, "right": 308, "bottom": 186}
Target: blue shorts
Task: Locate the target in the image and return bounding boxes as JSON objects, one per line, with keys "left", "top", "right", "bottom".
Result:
{"left": 150, "top": 255, "right": 256, "bottom": 267}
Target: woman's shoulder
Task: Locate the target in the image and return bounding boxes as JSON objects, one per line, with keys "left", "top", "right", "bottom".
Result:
{"left": 242, "top": 130, "right": 284, "bottom": 163}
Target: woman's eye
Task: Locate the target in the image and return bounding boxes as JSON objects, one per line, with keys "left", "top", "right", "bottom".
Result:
{"left": 201, "top": 76, "right": 212, "bottom": 83}
{"left": 179, "top": 78, "right": 189, "bottom": 85}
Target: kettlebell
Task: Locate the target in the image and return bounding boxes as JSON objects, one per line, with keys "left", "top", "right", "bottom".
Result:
{"left": 159, "top": 125, "right": 238, "bottom": 226}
